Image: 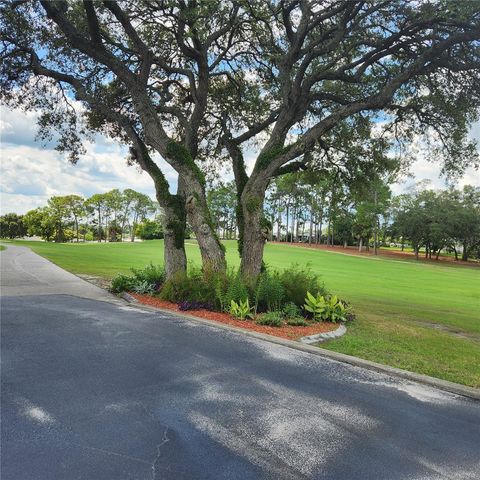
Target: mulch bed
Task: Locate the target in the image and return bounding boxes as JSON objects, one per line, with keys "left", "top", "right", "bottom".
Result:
{"left": 130, "top": 293, "right": 337, "bottom": 340}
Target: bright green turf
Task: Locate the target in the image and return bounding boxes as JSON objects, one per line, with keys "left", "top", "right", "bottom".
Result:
{"left": 6, "top": 239, "right": 480, "bottom": 387}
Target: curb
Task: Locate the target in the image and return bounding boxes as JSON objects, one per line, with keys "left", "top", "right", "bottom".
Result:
{"left": 120, "top": 294, "right": 480, "bottom": 401}
{"left": 120, "top": 291, "right": 138, "bottom": 303}
{"left": 300, "top": 324, "right": 347, "bottom": 344}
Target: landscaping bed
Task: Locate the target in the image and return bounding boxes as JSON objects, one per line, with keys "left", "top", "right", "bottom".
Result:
{"left": 130, "top": 292, "right": 338, "bottom": 340}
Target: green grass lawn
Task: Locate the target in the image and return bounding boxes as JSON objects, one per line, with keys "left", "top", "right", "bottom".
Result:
{"left": 5, "top": 239, "right": 480, "bottom": 387}
{"left": 0, "top": 245, "right": 6, "bottom": 251}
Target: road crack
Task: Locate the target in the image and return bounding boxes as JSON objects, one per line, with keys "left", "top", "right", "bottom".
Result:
{"left": 151, "top": 427, "right": 170, "bottom": 480}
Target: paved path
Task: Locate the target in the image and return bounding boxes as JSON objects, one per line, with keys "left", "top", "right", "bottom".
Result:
{"left": 1, "top": 244, "right": 479, "bottom": 479}
{"left": 0, "top": 244, "right": 120, "bottom": 301}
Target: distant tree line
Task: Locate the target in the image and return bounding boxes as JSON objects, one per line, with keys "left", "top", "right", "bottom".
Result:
{"left": 0, "top": 189, "right": 162, "bottom": 242}
{"left": 3, "top": 181, "right": 479, "bottom": 261}
{"left": 391, "top": 186, "right": 480, "bottom": 261}
{"left": 206, "top": 176, "right": 480, "bottom": 262}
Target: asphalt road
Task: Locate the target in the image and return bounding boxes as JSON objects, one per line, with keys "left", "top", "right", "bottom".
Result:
{"left": 1, "top": 244, "right": 479, "bottom": 480}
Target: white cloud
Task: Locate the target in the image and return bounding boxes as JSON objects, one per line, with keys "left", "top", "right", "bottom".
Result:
{"left": 0, "top": 107, "right": 179, "bottom": 214}
{"left": 391, "top": 120, "right": 480, "bottom": 194}
{"left": 0, "top": 142, "right": 158, "bottom": 214}
{"left": 391, "top": 163, "right": 480, "bottom": 195}
{"left": 0, "top": 192, "right": 48, "bottom": 214}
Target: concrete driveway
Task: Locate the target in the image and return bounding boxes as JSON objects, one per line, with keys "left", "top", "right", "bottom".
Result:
{"left": 1, "top": 244, "right": 479, "bottom": 479}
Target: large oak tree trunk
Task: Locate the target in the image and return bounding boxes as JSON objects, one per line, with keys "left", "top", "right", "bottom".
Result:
{"left": 240, "top": 215, "right": 266, "bottom": 278}
{"left": 162, "top": 202, "right": 187, "bottom": 279}
{"left": 188, "top": 204, "right": 226, "bottom": 271}
{"left": 153, "top": 180, "right": 187, "bottom": 279}
{"left": 134, "top": 145, "right": 188, "bottom": 279}
{"left": 132, "top": 139, "right": 224, "bottom": 276}
{"left": 184, "top": 182, "right": 226, "bottom": 273}
{"left": 161, "top": 144, "right": 226, "bottom": 273}
{"left": 239, "top": 187, "right": 267, "bottom": 278}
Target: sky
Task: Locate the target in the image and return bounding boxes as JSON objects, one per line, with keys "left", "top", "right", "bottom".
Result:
{"left": 0, "top": 105, "right": 479, "bottom": 215}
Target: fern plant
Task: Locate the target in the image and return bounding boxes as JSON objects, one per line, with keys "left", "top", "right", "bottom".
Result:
{"left": 256, "top": 311, "right": 283, "bottom": 327}
{"left": 222, "top": 273, "right": 250, "bottom": 309}
{"left": 254, "top": 270, "right": 284, "bottom": 312}
{"left": 282, "top": 302, "right": 301, "bottom": 319}
{"left": 286, "top": 317, "right": 309, "bottom": 326}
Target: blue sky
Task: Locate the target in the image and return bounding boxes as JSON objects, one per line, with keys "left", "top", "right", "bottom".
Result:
{"left": 0, "top": 105, "right": 479, "bottom": 215}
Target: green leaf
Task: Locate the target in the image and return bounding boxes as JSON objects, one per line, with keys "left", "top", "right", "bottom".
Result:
{"left": 306, "top": 291, "right": 316, "bottom": 303}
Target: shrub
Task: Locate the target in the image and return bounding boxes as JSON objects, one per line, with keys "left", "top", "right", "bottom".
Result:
{"left": 256, "top": 311, "right": 283, "bottom": 327}
{"left": 254, "top": 270, "right": 284, "bottom": 312}
{"left": 159, "top": 269, "right": 206, "bottom": 303}
{"left": 111, "top": 263, "right": 165, "bottom": 294}
{"left": 111, "top": 273, "right": 136, "bottom": 293}
{"left": 135, "top": 219, "right": 164, "bottom": 240}
{"left": 286, "top": 317, "right": 309, "bottom": 327}
{"left": 160, "top": 265, "right": 233, "bottom": 308}
{"left": 282, "top": 302, "right": 301, "bottom": 319}
{"left": 131, "top": 263, "right": 165, "bottom": 291}
{"left": 228, "top": 299, "right": 254, "bottom": 320}
{"left": 160, "top": 271, "right": 188, "bottom": 302}
{"left": 280, "top": 264, "right": 327, "bottom": 307}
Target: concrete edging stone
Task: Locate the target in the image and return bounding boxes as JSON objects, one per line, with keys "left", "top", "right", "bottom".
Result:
{"left": 300, "top": 324, "right": 347, "bottom": 344}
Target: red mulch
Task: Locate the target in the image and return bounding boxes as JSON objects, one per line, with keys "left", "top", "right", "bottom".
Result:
{"left": 130, "top": 293, "right": 337, "bottom": 340}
